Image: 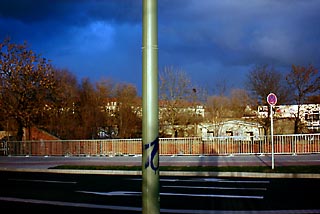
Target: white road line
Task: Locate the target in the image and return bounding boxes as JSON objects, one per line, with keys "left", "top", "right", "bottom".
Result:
{"left": 77, "top": 190, "right": 141, "bottom": 196}
{"left": 160, "top": 192, "right": 264, "bottom": 199}
{"left": 2, "top": 196, "right": 319, "bottom": 213}
{"left": 0, "top": 196, "right": 141, "bottom": 211}
{"left": 77, "top": 190, "right": 264, "bottom": 199}
{"left": 161, "top": 178, "right": 270, "bottom": 184}
{"left": 128, "top": 178, "right": 224, "bottom": 182}
{"left": 162, "top": 185, "right": 267, "bottom": 191}
{"left": 8, "top": 178, "right": 77, "bottom": 184}
{"left": 130, "top": 177, "right": 269, "bottom": 184}
{"left": 202, "top": 178, "right": 270, "bottom": 184}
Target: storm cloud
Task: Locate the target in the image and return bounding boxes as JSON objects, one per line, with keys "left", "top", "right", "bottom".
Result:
{"left": 0, "top": 0, "right": 319, "bottom": 93}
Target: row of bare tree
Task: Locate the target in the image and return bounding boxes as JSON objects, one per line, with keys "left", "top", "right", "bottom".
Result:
{"left": 1, "top": 39, "right": 320, "bottom": 140}
{"left": 0, "top": 39, "right": 141, "bottom": 140}
{"left": 246, "top": 64, "right": 320, "bottom": 134}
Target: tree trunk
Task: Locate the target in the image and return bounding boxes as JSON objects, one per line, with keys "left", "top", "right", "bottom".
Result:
{"left": 16, "top": 119, "right": 24, "bottom": 141}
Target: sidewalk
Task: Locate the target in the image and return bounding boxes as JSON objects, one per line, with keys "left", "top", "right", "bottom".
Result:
{"left": 1, "top": 154, "right": 320, "bottom": 178}
{"left": 1, "top": 153, "right": 320, "bottom": 168}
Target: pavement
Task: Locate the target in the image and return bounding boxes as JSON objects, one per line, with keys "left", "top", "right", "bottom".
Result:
{"left": 1, "top": 154, "right": 320, "bottom": 178}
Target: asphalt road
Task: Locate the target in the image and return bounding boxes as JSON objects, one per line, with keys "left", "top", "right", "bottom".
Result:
{"left": 1, "top": 154, "right": 320, "bottom": 213}
{"left": 1, "top": 171, "right": 320, "bottom": 213}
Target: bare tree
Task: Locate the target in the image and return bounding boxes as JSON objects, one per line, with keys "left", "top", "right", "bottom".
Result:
{"left": 0, "top": 38, "right": 56, "bottom": 140}
{"left": 114, "top": 83, "right": 141, "bottom": 138}
{"left": 159, "top": 66, "right": 201, "bottom": 136}
{"left": 286, "top": 64, "right": 320, "bottom": 133}
{"left": 206, "top": 95, "right": 230, "bottom": 119}
{"left": 205, "top": 89, "right": 253, "bottom": 136}
{"left": 245, "top": 64, "right": 292, "bottom": 134}
{"left": 246, "top": 64, "right": 291, "bottom": 105}
{"left": 75, "top": 78, "right": 108, "bottom": 139}
{"left": 95, "top": 79, "right": 117, "bottom": 132}
{"left": 39, "top": 69, "right": 79, "bottom": 139}
{"left": 229, "top": 88, "right": 253, "bottom": 118}
{"left": 48, "top": 77, "right": 109, "bottom": 140}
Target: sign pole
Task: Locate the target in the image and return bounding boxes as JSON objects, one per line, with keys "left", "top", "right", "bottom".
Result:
{"left": 267, "top": 93, "right": 277, "bottom": 170}
{"left": 270, "top": 105, "right": 274, "bottom": 169}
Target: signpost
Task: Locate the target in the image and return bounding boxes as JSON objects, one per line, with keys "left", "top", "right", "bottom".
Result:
{"left": 267, "top": 93, "right": 277, "bottom": 169}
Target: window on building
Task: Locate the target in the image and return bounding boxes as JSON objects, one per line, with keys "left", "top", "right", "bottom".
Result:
{"left": 226, "top": 131, "right": 233, "bottom": 136}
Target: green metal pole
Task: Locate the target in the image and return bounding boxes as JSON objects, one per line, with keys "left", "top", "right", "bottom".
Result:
{"left": 142, "top": 0, "right": 160, "bottom": 214}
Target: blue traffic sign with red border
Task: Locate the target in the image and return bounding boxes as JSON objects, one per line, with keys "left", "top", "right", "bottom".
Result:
{"left": 267, "top": 93, "right": 277, "bottom": 105}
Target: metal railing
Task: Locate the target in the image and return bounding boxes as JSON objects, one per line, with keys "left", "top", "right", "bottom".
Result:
{"left": 2, "top": 133, "right": 320, "bottom": 156}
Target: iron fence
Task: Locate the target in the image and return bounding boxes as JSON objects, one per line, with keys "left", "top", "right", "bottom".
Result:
{"left": 2, "top": 133, "right": 320, "bottom": 156}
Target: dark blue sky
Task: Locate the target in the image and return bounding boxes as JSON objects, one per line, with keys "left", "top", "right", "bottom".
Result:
{"left": 1, "top": 0, "right": 319, "bottom": 94}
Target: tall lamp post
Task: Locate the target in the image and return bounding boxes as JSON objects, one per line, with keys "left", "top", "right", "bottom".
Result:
{"left": 142, "top": 0, "right": 160, "bottom": 213}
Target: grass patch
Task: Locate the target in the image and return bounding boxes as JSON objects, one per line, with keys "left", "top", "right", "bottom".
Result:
{"left": 49, "top": 165, "right": 320, "bottom": 174}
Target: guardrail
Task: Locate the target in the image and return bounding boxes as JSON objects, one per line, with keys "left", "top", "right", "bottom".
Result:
{"left": 2, "top": 133, "right": 320, "bottom": 156}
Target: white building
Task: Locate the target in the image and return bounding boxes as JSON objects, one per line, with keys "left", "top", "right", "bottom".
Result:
{"left": 257, "top": 104, "right": 320, "bottom": 130}
{"left": 199, "top": 120, "right": 264, "bottom": 141}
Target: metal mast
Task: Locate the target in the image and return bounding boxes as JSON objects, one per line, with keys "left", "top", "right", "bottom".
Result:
{"left": 142, "top": 0, "right": 160, "bottom": 213}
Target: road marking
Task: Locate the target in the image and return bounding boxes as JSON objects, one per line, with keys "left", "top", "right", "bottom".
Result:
{"left": 8, "top": 178, "right": 77, "bottom": 184}
{"left": 77, "top": 190, "right": 264, "bottom": 199}
{"left": 1, "top": 196, "right": 320, "bottom": 213}
{"left": 129, "top": 177, "right": 269, "bottom": 184}
{"left": 202, "top": 178, "right": 270, "bottom": 184}
{"left": 162, "top": 185, "right": 267, "bottom": 191}
{"left": 0, "top": 196, "right": 141, "bottom": 211}
{"left": 77, "top": 190, "right": 141, "bottom": 196}
{"left": 160, "top": 192, "right": 264, "bottom": 199}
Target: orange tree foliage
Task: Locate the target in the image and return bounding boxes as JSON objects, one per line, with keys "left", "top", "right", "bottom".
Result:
{"left": 0, "top": 38, "right": 56, "bottom": 140}
{"left": 114, "top": 83, "right": 142, "bottom": 138}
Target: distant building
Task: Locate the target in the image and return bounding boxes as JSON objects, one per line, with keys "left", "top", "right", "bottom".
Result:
{"left": 199, "top": 120, "right": 264, "bottom": 141}
{"left": 258, "top": 104, "right": 320, "bottom": 131}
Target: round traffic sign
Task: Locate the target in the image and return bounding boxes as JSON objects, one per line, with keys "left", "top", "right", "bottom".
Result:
{"left": 267, "top": 93, "right": 277, "bottom": 105}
